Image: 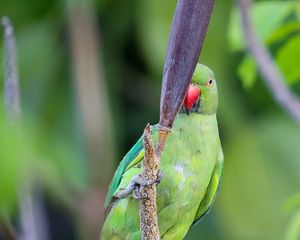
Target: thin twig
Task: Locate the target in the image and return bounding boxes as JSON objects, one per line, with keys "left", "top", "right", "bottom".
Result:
{"left": 1, "top": 16, "right": 49, "bottom": 240}
{"left": 18, "top": 184, "right": 49, "bottom": 240}
{"left": 1, "top": 16, "right": 21, "bottom": 121}
{"left": 0, "top": 16, "right": 19, "bottom": 240}
{"left": 238, "top": 0, "right": 300, "bottom": 124}
{"left": 140, "top": 124, "right": 160, "bottom": 239}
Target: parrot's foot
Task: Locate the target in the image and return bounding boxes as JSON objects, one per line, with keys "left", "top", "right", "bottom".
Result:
{"left": 116, "top": 171, "right": 163, "bottom": 200}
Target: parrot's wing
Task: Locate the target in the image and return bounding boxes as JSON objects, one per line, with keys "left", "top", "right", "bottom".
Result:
{"left": 104, "top": 125, "right": 158, "bottom": 214}
{"left": 192, "top": 146, "right": 224, "bottom": 227}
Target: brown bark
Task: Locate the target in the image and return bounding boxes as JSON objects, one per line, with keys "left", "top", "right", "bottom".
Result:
{"left": 139, "top": 124, "right": 161, "bottom": 240}
{"left": 139, "top": 125, "right": 170, "bottom": 240}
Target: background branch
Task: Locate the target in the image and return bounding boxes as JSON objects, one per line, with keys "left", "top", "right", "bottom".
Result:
{"left": 238, "top": 0, "right": 300, "bottom": 124}
{"left": 2, "top": 16, "right": 20, "bottom": 121}
{"left": 1, "top": 16, "right": 49, "bottom": 240}
{"left": 67, "top": 0, "right": 115, "bottom": 238}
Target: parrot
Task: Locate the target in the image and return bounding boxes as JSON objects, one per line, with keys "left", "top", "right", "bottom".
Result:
{"left": 101, "top": 63, "right": 223, "bottom": 240}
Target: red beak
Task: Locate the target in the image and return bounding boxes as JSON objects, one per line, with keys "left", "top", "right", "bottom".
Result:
{"left": 184, "top": 84, "right": 201, "bottom": 111}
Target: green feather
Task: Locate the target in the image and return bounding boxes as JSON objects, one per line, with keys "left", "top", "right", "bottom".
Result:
{"left": 192, "top": 148, "right": 223, "bottom": 226}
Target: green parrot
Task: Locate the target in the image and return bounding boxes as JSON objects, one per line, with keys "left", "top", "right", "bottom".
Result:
{"left": 101, "top": 63, "right": 223, "bottom": 240}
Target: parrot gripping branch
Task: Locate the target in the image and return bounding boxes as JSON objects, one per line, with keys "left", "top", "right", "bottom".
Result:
{"left": 110, "top": 0, "right": 215, "bottom": 239}
{"left": 138, "top": 0, "right": 215, "bottom": 238}
{"left": 115, "top": 171, "right": 162, "bottom": 200}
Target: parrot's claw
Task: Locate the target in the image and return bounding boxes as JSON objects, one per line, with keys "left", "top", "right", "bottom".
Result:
{"left": 133, "top": 188, "right": 143, "bottom": 199}
{"left": 156, "top": 171, "right": 163, "bottom": 184}
{"left": 115, "top": 174, "right": 142, "bottom": 199}
{"left": 116, "top": 171, "right": 163, "bottom": 200}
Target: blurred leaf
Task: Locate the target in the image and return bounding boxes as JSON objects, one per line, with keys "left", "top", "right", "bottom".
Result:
{"left": 276, "top": 34, "right": 300, "bottom": 85}
{"left": 218, "top": 115, "right": 300, "bottom": 240}
{"left": 267, "top": 22, "right": 300, "bottom": 45}
{"left": 238, "top": 55, "right": 257, "bottom": 89}
{"left": 284, "top": 193, "right": 300, "bottom": 214}
{"left": 228, "top": 1, "right": 295, "bottom": 51}
{"left": 0, "top": 104, "right": 86, "bottom": 216}
{"left": 284, "top": 209, "right": 300, "bottom": 240}
{"left": 0, "top": 113, "right": 35, "bottom": 214}
{"left": 136, "top": 0, "right": 176, "bottom": 75}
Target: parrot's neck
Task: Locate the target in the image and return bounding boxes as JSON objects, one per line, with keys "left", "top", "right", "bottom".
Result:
{"left": 164, "top": 112, "right": 218, "bottom": 166}
{"left": 175, "top": 111, "right": 217, "bottom": 127}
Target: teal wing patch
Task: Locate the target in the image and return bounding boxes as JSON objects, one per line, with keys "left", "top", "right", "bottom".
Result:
{"left": 192, "top": 147, "right": 224, "bottom": 227}
{"left": 104, "top": 125, "right": 158, "bottom": 212}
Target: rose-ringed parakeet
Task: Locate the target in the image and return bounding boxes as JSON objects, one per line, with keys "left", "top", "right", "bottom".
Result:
{"left": 101, "top": 63, "right": 223, "bottom": 240}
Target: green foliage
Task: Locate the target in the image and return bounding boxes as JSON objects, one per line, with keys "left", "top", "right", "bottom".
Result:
{"left": 228, "top": 1, "right": 300, "bottom": 89}
{"left": 135, "top": 0, "right": 176, "bottom": 76}
{"left": 0, "top": 105, "right": 85, "bottom": 216}
{"left": 237, "top": 55, "right": 256, "bottom": 89}
{"left": 228, "top": 1, "right": 294, "bottom": 51}
{"left": 277, "top": 35, "right": 300, "bottom": 85}
{"left": 284, "top": 209, "right": 300, "bottom": 240}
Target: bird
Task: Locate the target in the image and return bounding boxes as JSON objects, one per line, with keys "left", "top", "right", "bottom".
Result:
{"left": 101, "top": 63, "right": 223, "bottom": 240}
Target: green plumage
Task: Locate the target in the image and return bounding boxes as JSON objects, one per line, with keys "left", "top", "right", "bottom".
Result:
{"left": 101, "top": 64, "right": 223, "bottom": 240}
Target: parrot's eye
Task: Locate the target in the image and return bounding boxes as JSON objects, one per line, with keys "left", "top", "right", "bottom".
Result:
{"left": 207, "top": 79, "right": 213, "bottom": 87}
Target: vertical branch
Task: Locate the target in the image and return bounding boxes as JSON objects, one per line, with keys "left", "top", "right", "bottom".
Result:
{"left": 139, "top": 124, "right": 160, "bottom": 239}
{"left": 238, "top": 0, "right": 300, "bottom": 124}
{"left": 2, "top": 16, "right": 21, "bottom": 121}
{"left": 159, "top": 0, "right": 215, "bottom": 130}
{"left": 0, "top": 16, "right": 19, "bottom": 240}
{"left": 18, "top": 184, "right": 49, "bottom": 240}
{"left": 1, "top": 17, "right": 49, "bottom": 240}
{"left": 138, "top": 0, "right": 215, "bottom": 239}
{"left": 67, "top": 0, "right": 115, "bottom": 238}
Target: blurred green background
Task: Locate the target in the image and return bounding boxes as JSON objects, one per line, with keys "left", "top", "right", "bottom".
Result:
{"left": 0, "top": 0, "right": 300, "bottom": 239}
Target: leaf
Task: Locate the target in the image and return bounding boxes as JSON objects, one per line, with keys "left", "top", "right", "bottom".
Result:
{"left": 136, "top": 0, "right": 176, "bottom": 75}
{"left": 267, "top": 22, "right": 300, "bottom": 45}
{"left": 237, "top": 55, "right": 257, "bottom": 89}
{"left": 284, "top": 209, "right": 300, "bottom": 240}
{"left": 276, "top": 34, "right": 300, "bottom": 85}
{"left": 228, "top": 1, "right": 295, "bottom": 51}
{"left": 284, "top": 193, "right": 300, "bottom": 214}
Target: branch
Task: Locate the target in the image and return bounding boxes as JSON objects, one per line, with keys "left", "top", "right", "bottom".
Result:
{"left": 1, "top": 16, "right": 21, "bottom": 121}
{"left": 159, "top": 0, "right": 215, "bottom": 130}
{"left": 138, "top": 0, "right": 215, "bottom": 239}
{"left": 0, "top": 16, "right": 19, "bottom": 240}
{"left": 67, "top": 1, "right": 115, "bottom": 238}
{"left": 238, "top": 0, "right": 300, "bottom": 124}
{"left": 1, "top": 16, "right": 49, "bottom": 240}
{"left": 139, "top": 124, "right": 160, "bottom": 239}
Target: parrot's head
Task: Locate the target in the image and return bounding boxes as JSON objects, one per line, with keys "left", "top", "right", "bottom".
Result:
{"left": 183, "top": 63, "right": 218, "bottom": 115}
